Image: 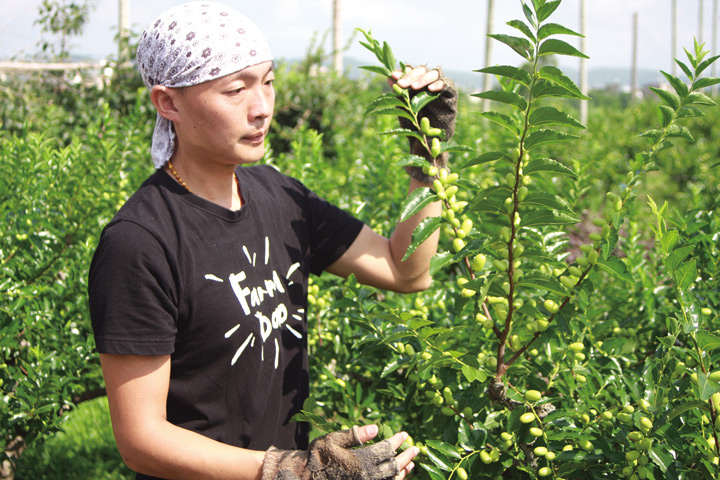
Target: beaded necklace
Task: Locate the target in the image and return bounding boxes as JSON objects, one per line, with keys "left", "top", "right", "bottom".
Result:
{"left": 167, "top": 160, "right": 240, "bottom": 196}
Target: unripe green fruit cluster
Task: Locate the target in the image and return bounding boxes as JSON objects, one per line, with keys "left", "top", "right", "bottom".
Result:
{"left": 479, "top": 448, "right": 500, "bottom": 464}
{"left": 420, "top": 116, "right": 443, "bottom": 139}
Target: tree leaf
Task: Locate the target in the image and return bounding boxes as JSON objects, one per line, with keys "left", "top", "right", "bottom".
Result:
{"left": 426, "top": 440, "right": 462, "bottom": 460}
{"left": 692, "top": 76, "right": 720, "bottom": 89}
{"left": 660, "top": 229, "right": 679, "bottom": 255}
{"left": 695, "top": 53, "right": 720, "bottom": 76}
{"left": 460, "top": 151, "right": 506, "bottom": 169}
{"left": 479, "top": 111, "right": 521, "bottom": 136}
{"left": 524, "top": 129, "right": 579, "bottom": 151}
{"left": 380, "top": 128, "right": 423, "bottom": 143}
{"left": 522, "top": 2, "right": 537, "bottom": 29}
{"left": 537, "top": 23, "right": 582, "bottom": 40}
{"left": 698, "top": 331, "right": 720, "bottom": 352}
{"left": 426, "top": 448, "right": 453, "bottom": 471}
{"left": 520, "top": 209, "right": 579, "bottom": 228}
{"left": 686, "top": 91, "right": 717, "bottom": 106}
{"left": 462, "top": 364, "right": 486, "bottom": 383}
{"left": 399, "top": 187, "right": 437, "bottom": 223}
{"left": 538, "top": 38, "right": 589, "bottom": 59}
{"left": 698, "top": 371, "right": 720, "bottom": 401}
{"left": 430, "top": 252, "right": 455, "bottom": 276}
{"left": 538, "top": 66, "right": 589, "bottom": 99}
{"left": 596, "top": 256, "right": 634, "bottom": 284}
{"left": 472, "top": 90, "right": 528, "bottom": 111}
{"left": 394, "top": 154, "right": 428, "bottom": 170}
{"left": 678, "top": 289, "right": 701, "bottom": 334}
{"left": 667, "top": 401, "right": 708, "bottom": 420}
{"left": 675, "top": 260, "right": 697, "bottom": 291}
{"left": 675, "top": 58, "right": 693, "bottom": 79}
{"left": 524, "top": 157, "right": 577, "bottom": 179}
{"left": 403, "top": 217, "right": 441, "bottom": 260}
{"left": 657, "top": 105, "right": 675, "bottom": 128}
{"left": 536, "top": 0, "right": 561, "bottom": 23}
{"left": 488, "top": 33, "right": 533, "bottom": 61}
{"left": 660, "top": 70, "right": 689, "bottom": 97}
{"left": 467, "top": 185, "right": 511, "bottom": 213}
{"left": 359, "top": 65, "right": 392, "bottom": 77}
{"left": 529, "top": 106, "right": 586, "bottom": 129}
{"left": 517, "top": 272, "right": 567, "bottom": 297}
{"left": 381, "top": 41, "right": 396, "bottom": 70}
{"left": 522, "top": 192, "right": 575, "bottom": 213}
{"left": 507, "top": 19, "right": 536, "bottom": 42}
{"left": 648, "top": 444, "right": 675, "bottom": 473}
{"left": 364, "top": 94, "right": 405, "bottom": 116}
{"left": 666, "top": 125, "right": 695, "bottom": 143}
{"left": 664, "top": 245, "right": 694, "bottom": 272}
{"left": 475, "top": 65, "right": 532, "bottom": 86}
{"left": 650, "top": 87, "right": 680, "bottom": 110}
{"left": 419, "top": 463, "right": 446, "bottom": 480}
{"left": 411, "top": 91, "right": 440, "bottom": 115}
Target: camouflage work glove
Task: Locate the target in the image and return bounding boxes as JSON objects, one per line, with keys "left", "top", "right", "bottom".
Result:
{"left": 398, "top": 66, "right": 458, "bottom": 184}
{"left": 261, "top": 426, "right": 398, "bottom": 480}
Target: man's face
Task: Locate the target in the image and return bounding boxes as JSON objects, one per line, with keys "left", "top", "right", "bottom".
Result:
{"left": 170, "top": 61, "right": 275, "bottom": 166}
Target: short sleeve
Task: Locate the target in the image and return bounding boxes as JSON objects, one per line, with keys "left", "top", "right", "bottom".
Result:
{"left": 88, "top": 220, "right": 178, "bottom": 355}
{"left": 303, "top": 186, "right": 364, "bottom": 275}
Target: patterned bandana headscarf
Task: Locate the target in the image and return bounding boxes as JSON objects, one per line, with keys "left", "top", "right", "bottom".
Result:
{"left": 137, "top": 2, "right": 273, "bottom": 168}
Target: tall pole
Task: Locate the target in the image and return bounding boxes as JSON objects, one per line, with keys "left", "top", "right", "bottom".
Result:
{"left": 483, "top": 0, "right": 495, "bottom": 110}
{"left": 672, "top": 0, "right": 677, "bottom": 75}
{"left": 699, "top": 0, "right": 705, "bottom": 44}
{"left": 579, "top": 0, "right": 588, "bottom": 125}
{"left": 118, "top": 0, "right": 130, "bottom": 65}
{"left": 713, "top": 0, "right": 718, "bottom": 94}
{"left": 631, "top": 12, "right": 639, "bottom": 102}
{"left": 332, "top": 0, "right": 342, "bottom": 73}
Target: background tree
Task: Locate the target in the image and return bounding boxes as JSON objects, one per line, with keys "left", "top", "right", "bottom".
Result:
{"left": 34, "top": 0, "right": 97, "bottom": 60}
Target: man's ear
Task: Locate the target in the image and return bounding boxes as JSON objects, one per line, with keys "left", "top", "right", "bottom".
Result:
{"left": 150, "top": 85, "right": 180, "bottom": 121}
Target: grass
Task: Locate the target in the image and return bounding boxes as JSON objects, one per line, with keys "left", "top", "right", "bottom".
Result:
{"left": 14, "top": 396, "right": 133, "bottom": 480}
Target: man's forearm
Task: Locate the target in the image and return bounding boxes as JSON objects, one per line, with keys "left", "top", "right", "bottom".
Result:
{"left": 389, "top": 177, "right": 442, "bottom": 290}
{"left": 116, "top": 418, "right": 266, "bottom": 480}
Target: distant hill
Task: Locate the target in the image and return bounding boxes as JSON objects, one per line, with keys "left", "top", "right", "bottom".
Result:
{"left": 342, "top": 57, "right": 666, "bottom": 92}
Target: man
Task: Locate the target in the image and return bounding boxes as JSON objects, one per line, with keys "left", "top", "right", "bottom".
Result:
{"left": 89, "top": 2, "right": 456, "bottom": 479}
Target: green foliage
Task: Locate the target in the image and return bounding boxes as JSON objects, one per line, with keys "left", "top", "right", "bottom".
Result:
{"left": 14, "top": 397, "right": 132, "bottom": 480}
{"left": 0, "top": 92, "right": 152, "bottom": 472}
{"left": 2, "top": 1, "right": 720, "bottom": 478}
{"left": 297, "top": 2, "right": 720, "bottom": 480}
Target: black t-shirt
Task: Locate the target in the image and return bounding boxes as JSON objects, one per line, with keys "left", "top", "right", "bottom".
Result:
{"left": 88, "top": 165, "right": 363, "bottom": 473}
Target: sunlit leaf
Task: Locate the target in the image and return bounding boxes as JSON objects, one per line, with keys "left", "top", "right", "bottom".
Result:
{"left": 538, "top": 38, "right": 589, "bottom": 59}
{"left": 596, "top": 256, "right": 634, "bottom": 284}
{"left": 537, "top": 23, "right": 582, "bottom": 40}
{"left": 472, "top": 90, "right": 528, "bottom": 111}
{"left": 489, "top": 33, "right": 533, "bottom": 61}
{"left": 524, "top": 129, "right": 579, "bottom": 150}
{"left": 475, "top": 65, "right": 532, "bottom": 86}
{"left": 524, "top": 157, "right": 577, "bottom": 179}
{"left": 403, "top": 217, "right": 441, "bottom": 260}
{"left": 529, "top": 106, "right": 586, "bottom": 129}
{"left": 399, "top": 187, "right": 437, "bottom": 223}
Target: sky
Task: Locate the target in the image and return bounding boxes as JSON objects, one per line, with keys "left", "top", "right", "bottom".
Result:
{"left": 1, "top": 0, "right": 716, "bottom": 76}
